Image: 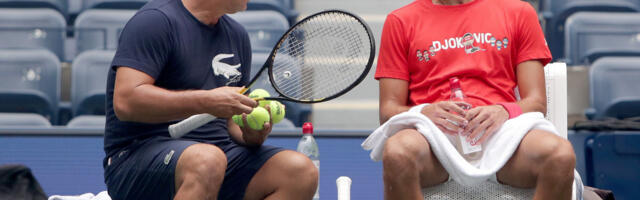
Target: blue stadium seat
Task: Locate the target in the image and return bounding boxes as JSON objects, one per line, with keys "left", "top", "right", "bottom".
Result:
{"left": 0, "top": 8, "right": 66, "bottom": 60}
{"left": 229, "top": 10, "right": 289, "bottom": 52}
{"left": 586, "top": 57, "right": 640, "bottom": 120}
{"left": 71, "top": 50, "right": 114, "bottom": 116}
{"left": 247, "top": 0, "right": 299, "bottom": 26}
{"left": 74, "top": 9, "right": 135, "bottom": 55}
{"left": 67, "top": 115, "right": 105, "bottom": 128}
{"left": 0, "top": 0, "right": 67, "bottom": 15}
{"left": 251, "top": 52, "right": 311, "bottom": 127}
{"left": 564, "top": 12, "right": 640, "bottom": 65}
{"left": 587, "top": 131, "right": 640, "bottom": 200}
{"left": 82, "top": 0, "right": 148, "bottom": 10}
{"left": 0, "top": 113, "right": 52, "bottom": 127}
{"left": 541, "top": 0, "right": 640, "bottom": 61}
{"left": 0, "top": 49, "right": 60, "bottom": 123}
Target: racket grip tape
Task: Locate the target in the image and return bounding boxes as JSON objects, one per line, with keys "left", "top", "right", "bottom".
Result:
{"left": 336, "top": 176, "right": 352, "bottom": 200}
{"left": 168, "top": 114, "right": 217, "bottom": 138}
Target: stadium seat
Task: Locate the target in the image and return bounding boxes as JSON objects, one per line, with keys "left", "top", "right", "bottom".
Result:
{"left": 71, "top": 50, "right": 114, "bottom": 116}
{"left": 67, "top": 115, "right": 105, "bottom": 128}
{"left": 247, "top": 0, "right": 299, "bottom": 26}
{"left": 587, "top": 131, "right": 640, "bottom": 200}
{"left": 564, "top": 12, "right": 640, "bottom": 65}
{"left": 0, "top": 49, "right": 60, "bottom": 123}
{"left": 586, "top": 57, "right": 640, "bottom": 120}
{"left": 0, "top": 8, "right": 66, "bottom": 59}
{"left": 74, "top": 9, "right": 135, "bottom": 55}
{"left": 82, "top": 0, "right": 148, "bottom": 10}
{"left": 0, "top": 113, "right": 52, "bottom": 127}
{"left": 424, "top": 63, "right": 583, "bottom": 200}
{"left": 229, "top": 10, "right": 289, "bottom": 52}
{"left": 0, "top": 0, "right": 67, "bottom": 15}
{"left": 540, "top": 0, "right": 640, "bottom": 61}
{"left": 251, "top": 52, "right": 311, "bottom": 127}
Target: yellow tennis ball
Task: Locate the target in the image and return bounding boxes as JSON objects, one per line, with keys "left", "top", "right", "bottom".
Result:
{"left": 246, "top": 107, "right": 270, "bottom": 130}
{"left": 248, "top": 89, "right": 271, "bottom": 107}
{"left": 232, "top": 114, "right": 244, "bottom": 127}
{"left": 269, "top": 101, "right": 285, "bottom": 124}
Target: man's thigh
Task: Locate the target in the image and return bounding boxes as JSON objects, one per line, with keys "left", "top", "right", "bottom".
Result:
{"left": 104, "top": 137, "right": 197, "bottom": 200}
{"left": 496, "top": 129, "right": 572, "bottom": 188}
{"left": 216, "top": 142, "right": 284, "bottom": 200}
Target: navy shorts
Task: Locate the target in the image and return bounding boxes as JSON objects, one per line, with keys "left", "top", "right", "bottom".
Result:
{"left": 104, "top": 136, "right": 284, "bottom": 200}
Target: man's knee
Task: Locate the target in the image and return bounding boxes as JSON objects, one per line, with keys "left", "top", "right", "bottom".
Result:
{"left": 280, "top": 151, "right": 318, "bottom": 185}
{"left": 529, "top": 131, "right": 576, "bottom": 173}
{"left": 547, "top": 139, "right": 576, "bottom": 171}
{"left": 382, "top": 129, "right": 428, "bottom": 174}
{"left": 177, "top": 144, "right": 227, "bottom": 184}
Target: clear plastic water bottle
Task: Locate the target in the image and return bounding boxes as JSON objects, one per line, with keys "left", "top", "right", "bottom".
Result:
{"left": 449, "top": 77, "right": 482, "bottom": 163}
{"left": 297, "top": 122, "right": 319, "bottom": 200}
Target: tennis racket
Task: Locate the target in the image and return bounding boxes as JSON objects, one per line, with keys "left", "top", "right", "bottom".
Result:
{"left": 169, "top": 10, "right": 376, "bottom": 138}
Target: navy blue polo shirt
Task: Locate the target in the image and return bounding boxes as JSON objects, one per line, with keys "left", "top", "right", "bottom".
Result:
{"left": 104, "top": 0, "right": 251, "bottom": 156}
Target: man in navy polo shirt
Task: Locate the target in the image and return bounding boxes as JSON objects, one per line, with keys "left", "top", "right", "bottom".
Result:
{"left": 103, "top": 0, "right": 318, "bottom": 199}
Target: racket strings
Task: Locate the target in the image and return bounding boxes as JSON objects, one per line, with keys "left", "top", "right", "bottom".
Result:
{"left": 272, "top": 12, "right": 371, "bottom": 101}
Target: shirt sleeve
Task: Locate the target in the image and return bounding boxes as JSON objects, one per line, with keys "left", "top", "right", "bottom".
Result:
{"left": 111, "top": 10, "right": 173, "bottom": 79}
{"left": 514, "top": 4, "right": 552, "bottom": 66}
{"left": 374, "top": 14, "right": 410, "bottom": 81}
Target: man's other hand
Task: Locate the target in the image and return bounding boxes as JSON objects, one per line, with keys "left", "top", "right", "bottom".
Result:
{"left": 421, "top": 101, "right": 470, "bottom": 135}
{"left": 463, "top": 105, "right": 508, "bottom": 145}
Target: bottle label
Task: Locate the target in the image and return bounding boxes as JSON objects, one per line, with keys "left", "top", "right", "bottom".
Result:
{"left": 459, "top": 134, "right": 482, "bottom": 154}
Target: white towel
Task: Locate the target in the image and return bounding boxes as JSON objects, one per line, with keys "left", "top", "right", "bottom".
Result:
{"left": 48, "top": 191, "right": 111, "bottom": 200}
{"left": 362, "top": 104, "right": 559, "bottom": 186}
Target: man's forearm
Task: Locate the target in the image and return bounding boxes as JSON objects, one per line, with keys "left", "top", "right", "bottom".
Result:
{"left": 114, "top": 84, "right": 208, "bottom": 123}
{"left": 380, "top": 103, "right": 412, "bottom": 124}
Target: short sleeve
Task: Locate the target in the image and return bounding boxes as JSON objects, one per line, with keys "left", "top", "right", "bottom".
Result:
{"left": 514, "top": 4, "right": 552, "bottom": 66}
{"left": 111, "top": 10, "right": 173, "bottom": 79}
{"left": 374, "top": 14, "right": 410, "bottom": 81}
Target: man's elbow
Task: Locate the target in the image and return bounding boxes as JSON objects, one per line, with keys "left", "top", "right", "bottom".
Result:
{"left": 113, "top": 99, "right": 135, "bottom": 122}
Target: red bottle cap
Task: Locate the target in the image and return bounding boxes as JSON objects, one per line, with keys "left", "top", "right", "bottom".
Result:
{"left": 449, "top": 77, "right": 461, "bottom": 90}
{"left": 302, "top": 122, "right": 313, "bottom": 134}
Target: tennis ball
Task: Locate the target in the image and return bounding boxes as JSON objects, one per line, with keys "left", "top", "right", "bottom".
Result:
{"left": 232, "top": 114, "right": 244, "bottom": 127}
{"left": 246, "top": 107, "right": 270, "bottom": 130}
{"left": 248, "top": 89, "right": 271, "bottom": 107}
{"left": 269, "top": 101, "right": 285, "bottom": 124}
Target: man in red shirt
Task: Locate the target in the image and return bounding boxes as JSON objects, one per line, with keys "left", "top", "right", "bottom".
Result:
{"left": 376, "top": 0, "right": 576, "bottom": 199}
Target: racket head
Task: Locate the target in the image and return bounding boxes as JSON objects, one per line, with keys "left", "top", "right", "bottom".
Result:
{"left": 264, "top": 10, "right": 375, "bottom": 104}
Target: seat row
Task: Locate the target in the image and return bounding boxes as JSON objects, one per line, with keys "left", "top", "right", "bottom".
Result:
{"left": 540, "top": 0, "right": 640, "bottom": 64}
{"left": 0, "top": 49, "right": 307, "bottom": 127}
{"left": 0, "top": 8, "right": 291, "bottom": 61}
{"left": 0, "top": 0, "right": 297, "bottom": 24}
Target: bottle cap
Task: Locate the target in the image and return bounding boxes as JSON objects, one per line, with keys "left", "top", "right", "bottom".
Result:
{"left": 302, "top": 122, "right": 313, "bottom": 134}
{"left": 449, "top": 77, "right": 461, "bottom": 89}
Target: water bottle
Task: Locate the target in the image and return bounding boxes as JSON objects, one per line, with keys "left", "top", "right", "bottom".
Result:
{"left": 449, "top": 77, "right": 482, "bottom": 163}
{"left": 297, "top": 122, "right": 319, "bottom": 200}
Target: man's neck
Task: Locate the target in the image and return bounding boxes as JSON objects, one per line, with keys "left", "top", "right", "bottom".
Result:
{"left": 182, "top": 0, "right": 225, "bottom": 25}
{"left": 432, "top": 0, "right": 474, "bottom": 5}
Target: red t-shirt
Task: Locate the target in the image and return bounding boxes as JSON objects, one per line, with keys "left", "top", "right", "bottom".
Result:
{"left": 375, "top": 0, "right": 552, "bottom": 107}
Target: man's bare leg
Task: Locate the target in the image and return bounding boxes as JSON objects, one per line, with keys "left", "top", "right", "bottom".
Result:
{"left": 174, "top": 143, "right": 227, "bottom": 200}
{"left": 497, "top": 130, "right": 576, "bottom": 200}
{"left": 382, "top": 129, "right": 449, "bottom": 200}
{"left": 243, "top": 150, "right": 319, "bottom": 200}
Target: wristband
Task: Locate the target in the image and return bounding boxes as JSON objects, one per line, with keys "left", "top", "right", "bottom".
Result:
{"left": 496, "top": 102, "right": 522, "bottom": 119}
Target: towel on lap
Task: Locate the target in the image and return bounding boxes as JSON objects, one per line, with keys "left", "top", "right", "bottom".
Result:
{"left": 48, "top": 191, "right": 111, "bottom": 200}
{"left": 362, "top": 104, "right": 559, "bottom": 186}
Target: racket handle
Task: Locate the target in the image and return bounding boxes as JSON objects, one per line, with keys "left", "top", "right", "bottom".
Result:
{"left": 336, "top": 176, "right": 352, "bottom": 200}
{"left": 169, "top": 114, "right": 217, "bottom": 138}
